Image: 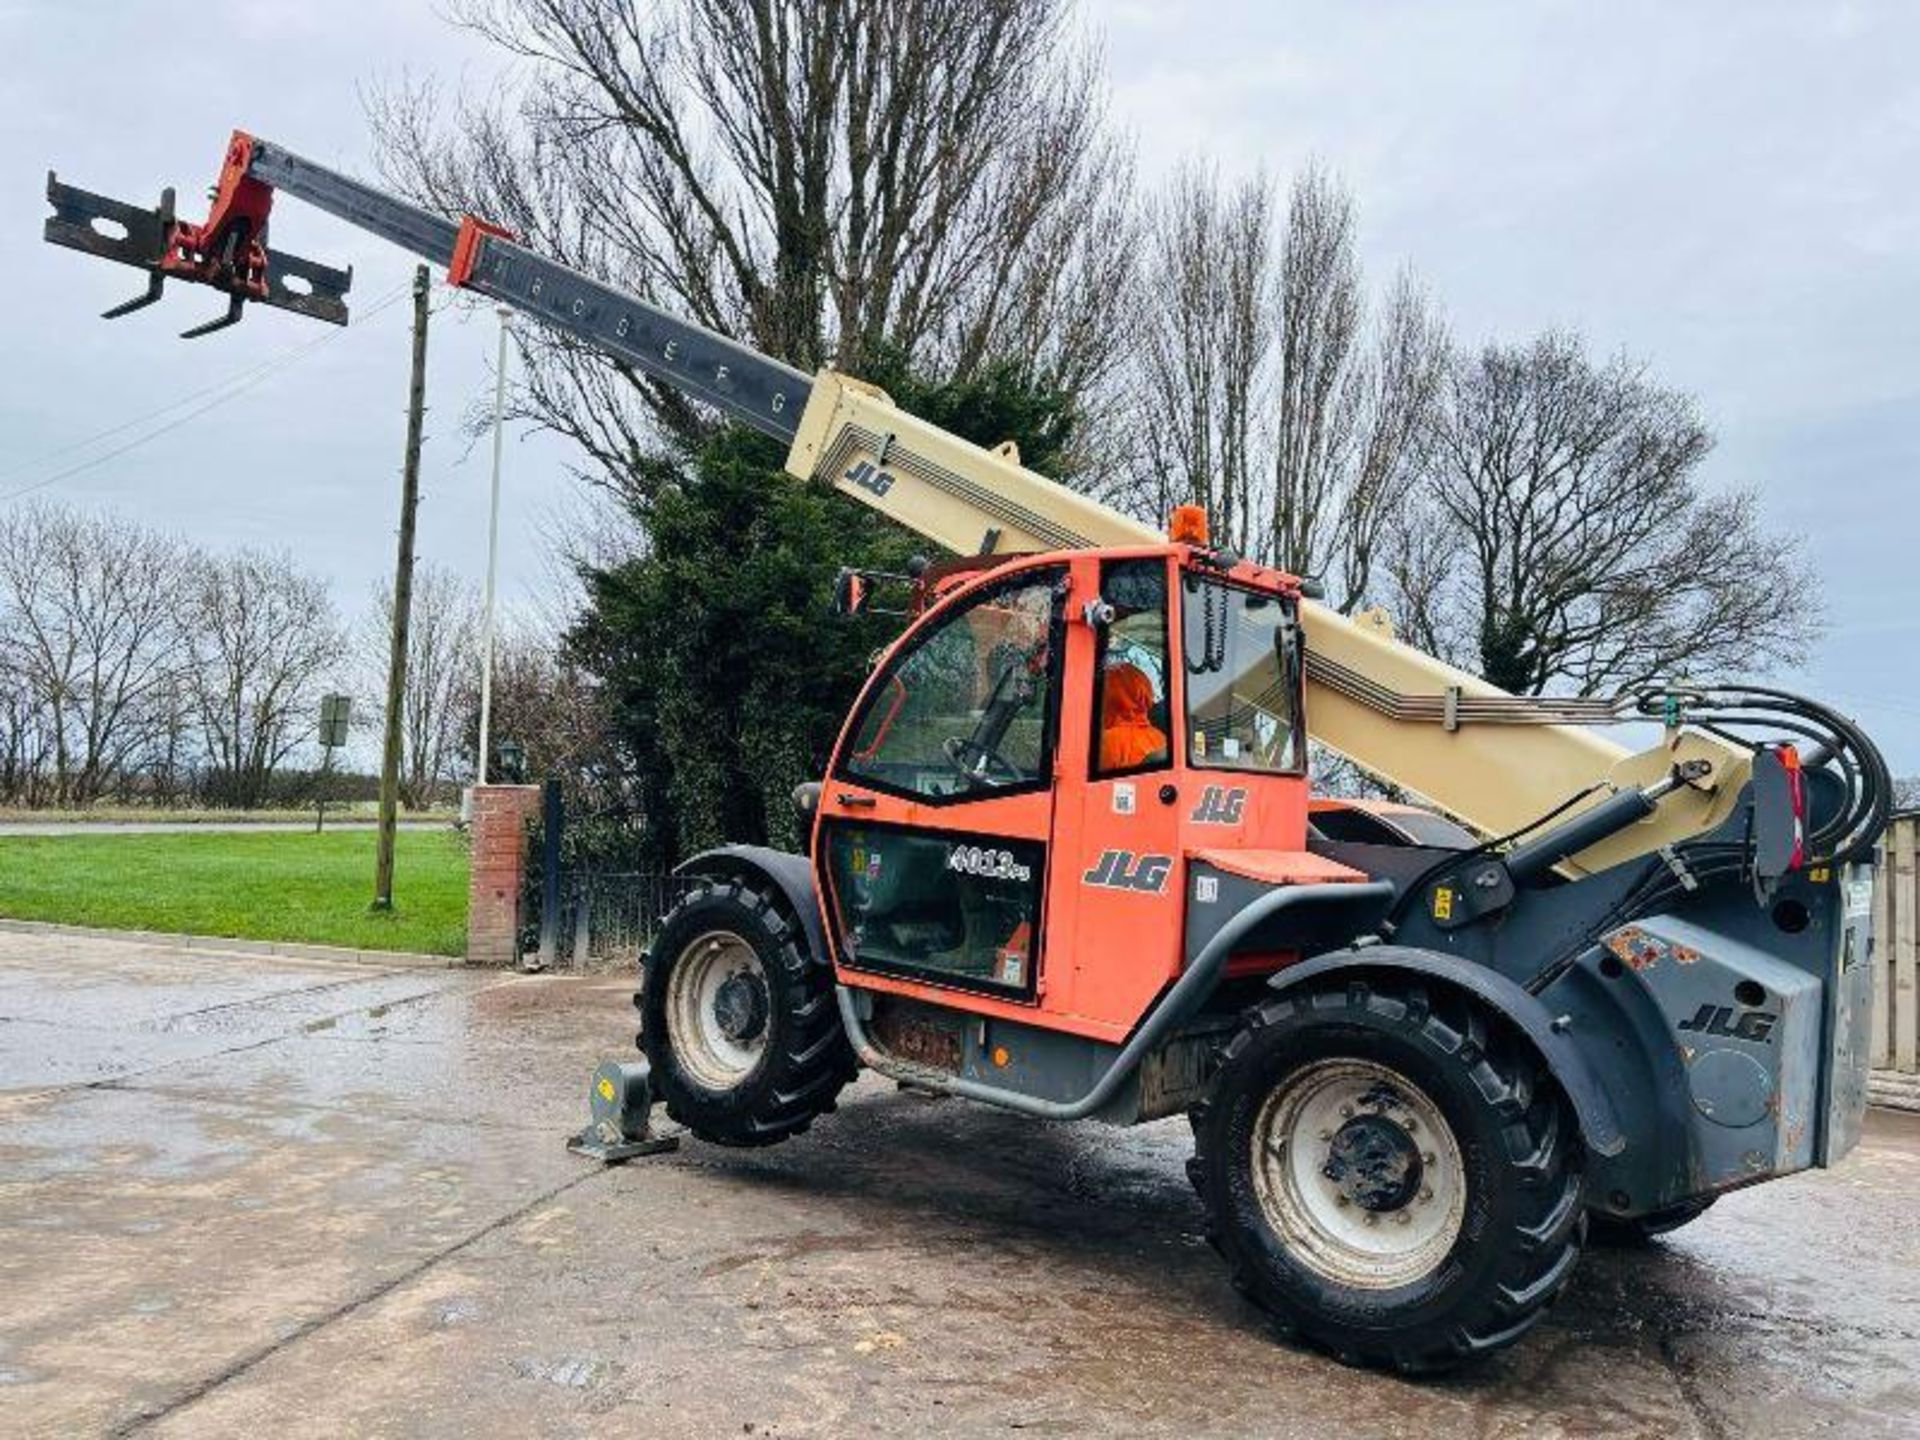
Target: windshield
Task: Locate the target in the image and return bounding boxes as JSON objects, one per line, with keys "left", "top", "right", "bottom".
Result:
{"left": 839, "top": 567, "right": 1061, "bottom": 800}
{"left": 1181, "top": 574, "right": 1303, "bottom": 773}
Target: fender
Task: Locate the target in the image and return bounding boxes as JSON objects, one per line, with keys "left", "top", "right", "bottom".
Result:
{"left": 1269, "top": 945, "right": 1626, "bottom": 1158}
{"left": 673, "top": 845, "right": 829, "bottom": 968}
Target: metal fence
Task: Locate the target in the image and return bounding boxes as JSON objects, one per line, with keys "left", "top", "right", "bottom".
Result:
{"left": 1870, "top": 813, "right": 1919, "bottom": 1107}
{"left": 546, "top": 868, "right": 698, "bottom": 969}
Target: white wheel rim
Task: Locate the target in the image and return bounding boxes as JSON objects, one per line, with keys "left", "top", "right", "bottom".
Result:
{"left": 1250, "top": 1058, "right": 1466, "bottom": 1290}
{"left": 665, "top": 929, "right": 769, "bottom": 1090}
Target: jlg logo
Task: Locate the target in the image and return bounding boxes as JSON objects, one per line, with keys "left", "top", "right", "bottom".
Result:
{"left": 1190, "top": 785, "right": 1246, "bottom": 825}
{"left": 844, "top": 458, "right": 896, "bottom": 498}
{"left": 1082, "top": 849, "right": 1173, "bottom": 893}
{"left": 1677, "top": 1003, "right": 1778, "bottom": 1044}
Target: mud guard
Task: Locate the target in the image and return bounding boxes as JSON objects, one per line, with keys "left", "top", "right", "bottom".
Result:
{"left": 673, "top": 845, "right": 829, "bottom": 968}
{"left": 1269, "top": 946, "right": 1626, "bottom": 1158}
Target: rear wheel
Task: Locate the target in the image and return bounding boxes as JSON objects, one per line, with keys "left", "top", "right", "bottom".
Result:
{"left": 638, "top": 876, "right": 855, "bottom": 1147}
{"left": 1188, "top": 979, "right": 1585, "bottom": 1371}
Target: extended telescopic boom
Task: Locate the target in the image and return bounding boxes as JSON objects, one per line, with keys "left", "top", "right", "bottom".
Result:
{"left": 44, "top": 130, "right": 1760, "bottom": 871}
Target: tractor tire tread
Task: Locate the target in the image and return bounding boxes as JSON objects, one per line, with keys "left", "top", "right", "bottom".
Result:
{"left": 1187, "top": 977, "right": 1586, "bottom": 1373}
{"left": 639, "top": 876, "right": 852, "bottom": 1149}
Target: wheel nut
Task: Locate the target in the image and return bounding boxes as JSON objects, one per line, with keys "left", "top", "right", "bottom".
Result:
{"left": 1423, "top": 1152, "right": 1436, "bottom": 1166}
{"left": 1335, "top": 1194, "right": 1349, "bottom": 1207}
{"left": 1318, "top": 1129, "right": 1333, "bottom": 1142}
{"left": 1340, "top": 1104, "right": 1355, "bottom": 1118}
{"left": 1403, "top": 1117, "right": 1418, "bottom": 1132}
{"left": 1419, "top": 1187, "right": 1433, "bottom": 1203}
{"left": 1395, "top": 1211, "right": 1412, "bottom": 1225}
{"left": 1364, "top": 1213, "right": 1378, "bottom": 1227}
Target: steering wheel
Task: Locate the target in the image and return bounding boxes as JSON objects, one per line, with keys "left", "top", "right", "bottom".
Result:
{"left": 942, "top": 734, "right": 1022, "bottom": 787}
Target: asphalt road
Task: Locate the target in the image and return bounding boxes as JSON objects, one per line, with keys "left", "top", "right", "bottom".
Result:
{"left": 1, "top": 930, "right": 1915, "bottom": 1437}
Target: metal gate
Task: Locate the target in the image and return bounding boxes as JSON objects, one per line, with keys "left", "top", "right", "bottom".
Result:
{"left": 548, "top": 868, "right": 698, "bottom": 969}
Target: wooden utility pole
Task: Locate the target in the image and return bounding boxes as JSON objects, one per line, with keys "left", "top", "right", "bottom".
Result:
{"left": 372, "top": 265, "right": 431, "bottom": 910}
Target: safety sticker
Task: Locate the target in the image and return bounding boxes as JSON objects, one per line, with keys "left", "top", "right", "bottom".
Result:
{"left": 1112, "top": 782, "right": 1136, "bottom": 815}
{"left": 1195, "top": 875, "right": 1219, "bottom": 904}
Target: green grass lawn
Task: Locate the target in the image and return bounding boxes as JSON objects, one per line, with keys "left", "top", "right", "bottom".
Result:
{"left": 0, "top": 828, "right": 470, "bottom": 956}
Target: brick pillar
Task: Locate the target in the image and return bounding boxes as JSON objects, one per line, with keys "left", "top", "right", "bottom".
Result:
{"left": 467, "top": 784, "right": 542, "bottom": 966}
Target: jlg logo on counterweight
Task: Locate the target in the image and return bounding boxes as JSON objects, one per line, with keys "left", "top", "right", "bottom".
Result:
{"left": 1082, "top": 849, "right": 1172, "bottom": 893}
{"left": 1676, "top": 1003, "right": 1778, "bottom": 1044}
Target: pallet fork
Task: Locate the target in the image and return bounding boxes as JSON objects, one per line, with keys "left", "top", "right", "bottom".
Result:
{"left": 45, "top": 134, "right": 350, "bottom": 338}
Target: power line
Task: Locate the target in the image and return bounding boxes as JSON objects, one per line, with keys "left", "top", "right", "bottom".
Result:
{"left": 0, "top": 280, "right": 413, "bottom": 506}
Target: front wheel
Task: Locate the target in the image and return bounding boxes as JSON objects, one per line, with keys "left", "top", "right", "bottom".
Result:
{"left": 1188, "top": 979, "right": 1586, "bottom": 1372}
{"left": 638, "top": 876, "right": 855, "bottom": 1147}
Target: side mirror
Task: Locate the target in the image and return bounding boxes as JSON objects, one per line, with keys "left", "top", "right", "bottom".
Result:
{"left": 830, "top": 568, "right": 871, "bottom": 618}
{"left": 1298, "top": 574, "right": 1328, "bottom": 601}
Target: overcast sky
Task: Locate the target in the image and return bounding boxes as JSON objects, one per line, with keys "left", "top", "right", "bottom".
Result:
{"left": 3, "top": 1, "right": 1916, "bottom": 771}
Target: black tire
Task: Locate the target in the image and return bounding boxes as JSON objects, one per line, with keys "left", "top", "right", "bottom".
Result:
{"left": 1588, "top": 1195, "right": 1716, "bottom": 1246}
{"left": 1187, "top": 978, "right": 1586, "bottom": 1372}
{"left": 637, "top": 876, "right": 856, "bottom": 1147}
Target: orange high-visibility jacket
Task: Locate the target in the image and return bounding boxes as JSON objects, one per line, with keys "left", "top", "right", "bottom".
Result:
{"left": 1099, "top": 663, "right": 1167, "bottom": 771}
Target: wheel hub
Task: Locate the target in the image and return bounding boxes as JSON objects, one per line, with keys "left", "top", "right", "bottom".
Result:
{"left": 712, "top": 971, "right": 769, "bottom": 1043}
{"left": 1322, "top": 1114, "right": 1424, "bottom": 1212}
{"left": 664, "top": 930, "right": 770, "bottom": 1090}
{"left": 1249, "top": 1057, "right": 1467, "bottom": 1290}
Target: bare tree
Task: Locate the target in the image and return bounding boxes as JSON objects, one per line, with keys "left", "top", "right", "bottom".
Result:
{"left": 1270, "top": 163, "right": 1363, "bottom": 581}
{"left": 187, "top": 551, "right": 344, "bottom": 808}
{"left": 1335, "top": 271, "right": 1448, "bottom": 611}
{"left": 454, "top": 621, "right": 621, "bottom": 801}
{"left": 1268, "top": 169, "right": 1447, "bottom": 606}
{"left": 0, "top": 669, "right": 53, "bottom": 806}
{"left": 1401, "top": 331, "right": 1820, "bottom": 696}
{"left": 368, "top": 0, "right": 1138, "bottom": 504}
{"left": 1133, "top": 163, "right": 1444, "bottom": 602}
{"left": 0, "top": 505, "right": 191, "bottom": 806}
{"left": 361, "top": 564, "right": 481, "bottom": 808}
{"left": 1131, "top": 164, "right": 1273, "bottom": 552}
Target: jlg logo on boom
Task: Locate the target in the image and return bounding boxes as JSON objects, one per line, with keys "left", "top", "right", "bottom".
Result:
{"left": 1190, "top": 785, "right": 1246, "bottom": 825}
{"left": 844, "top": 458, "right": 896, "bottom": 498}
{"left": 1082, "top": 850, "right": 1173, "bottom": 893}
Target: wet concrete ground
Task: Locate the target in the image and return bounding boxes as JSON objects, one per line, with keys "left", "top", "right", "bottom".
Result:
{"left": 1, "top": 930, "right": 1915, "bottom": 1438}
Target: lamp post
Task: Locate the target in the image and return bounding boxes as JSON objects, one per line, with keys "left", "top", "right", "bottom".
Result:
{"left": 477, "top": 305, "right": 510, "bottom": 784}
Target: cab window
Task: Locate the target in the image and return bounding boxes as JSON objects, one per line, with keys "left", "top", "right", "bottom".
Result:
{"left": 1182, "top": 573, "right": 1303, "bottom": 773}
{"left": 1093, "top": 558, "right": 1171, "bottom": 776}
{"left": 838, "top": 567, "right": 1064, "bottom": 802}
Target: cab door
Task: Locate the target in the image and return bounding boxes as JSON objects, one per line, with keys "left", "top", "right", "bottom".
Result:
{"left": 814, "top": 563, "right": 1066, "bottom": 1004}
{"left": 1052, "top": 554, "right": 1188, "bottom": 1033}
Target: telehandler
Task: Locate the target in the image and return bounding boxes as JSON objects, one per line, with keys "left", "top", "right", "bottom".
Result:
{"left": 44, "top": 133, "right": 1891, "bottom": 1371}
